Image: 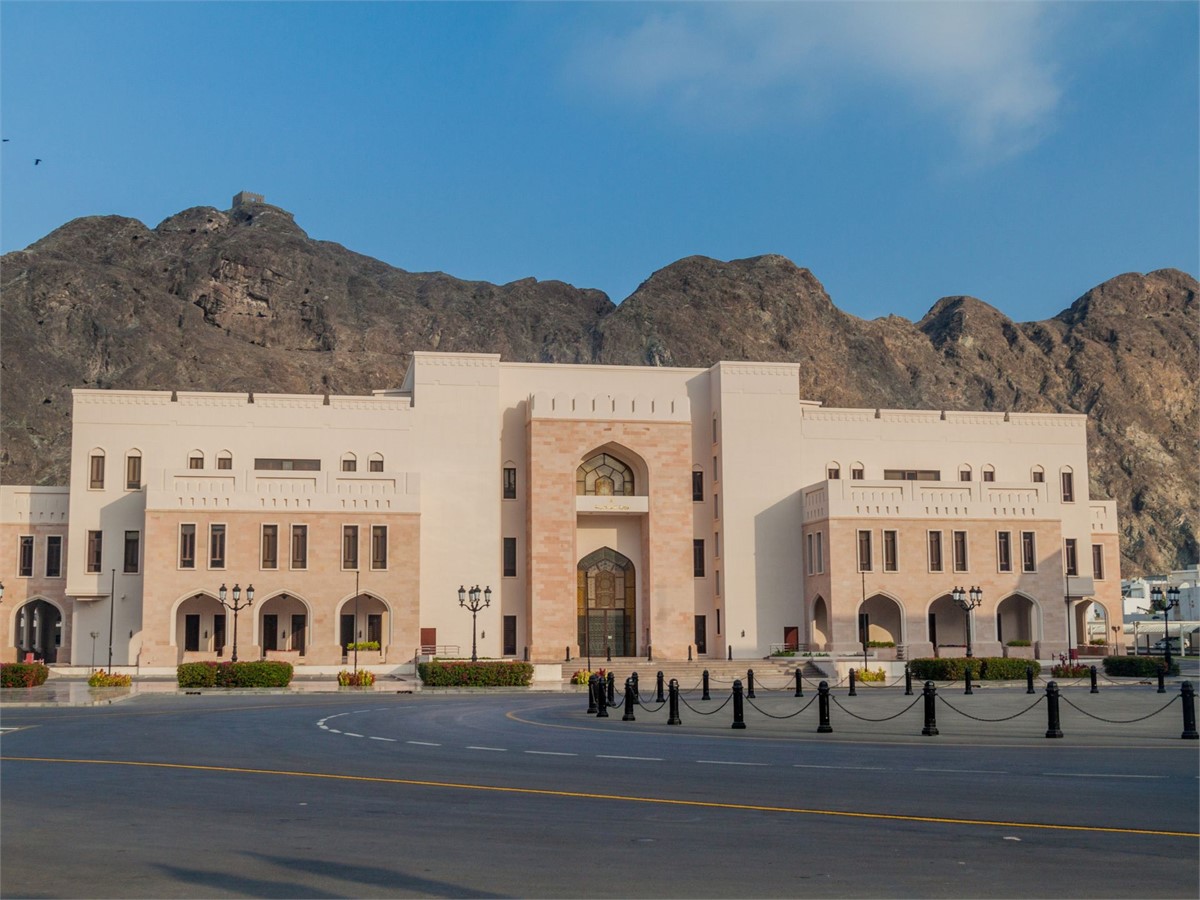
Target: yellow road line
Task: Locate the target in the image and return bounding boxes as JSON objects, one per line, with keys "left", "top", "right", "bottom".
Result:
{"left": 4, "top": 755, "right": 1197, "bottom": 839}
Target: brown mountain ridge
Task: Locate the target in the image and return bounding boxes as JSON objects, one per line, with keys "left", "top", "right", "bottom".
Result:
{"left": 1, "top": 196, "right": 1195, "bottom": 576}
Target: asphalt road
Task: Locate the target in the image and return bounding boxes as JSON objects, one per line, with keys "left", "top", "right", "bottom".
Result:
{"left": 2, "top": 684, "right": 1198, "bottom": 898}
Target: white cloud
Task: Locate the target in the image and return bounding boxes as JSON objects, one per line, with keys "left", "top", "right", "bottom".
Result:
{"left": 566, "top": 2, "right": 1068, "bottom": 160}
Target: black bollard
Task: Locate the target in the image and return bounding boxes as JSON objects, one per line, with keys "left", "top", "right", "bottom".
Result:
{"left": 747, "top": 668, "right": 756, "bottom": 699}
{"left": 623, "top": 678, "right": 637, "bottom": 721}
{"left": 668, "top": 679, "right": 681, "bottom": 726}
{"left": 656, "top": 670, "right": 665, "bottom": 703}
{"left": 1045, "top": 681, "right": 1063, "bottom": 738}
{"left": 848, "top": 668, "right": 857, "bottom": 696}
{"left": 728, "top": 646, "right": 733, "bottom": 661}
{"left": 1026, "top": 665, "right": 1035, "bottom": 695}
{"left": 1090, "top": 665, "right": 1099, "bottom": 694}
{"left": 631, "top": 671, "right": 640, "bottom": 702}
{"left": 566, "top": 646, "right": 570, "bottom": 662}
{"left": 587, "top": 675, "right": 598, "bottom": 714}
{"left": 523, "top": 646, "right": 529, "bottom": 662}
{"left": 607, "top": 645, "right": 612, "bottom": 663}
{"left": 904, "top": 664, "right": 913, "bottom": 696}
{"left": 979, "top": 659, "right": 988, "bottom": 680}
{"left": 817, "top": 680, "right": 833, "bottom": 733}
{"left": 648, "top": 645, "right": 653, "bottom": 663}
{"left": 688, "top": 645, "right": 693, "bottom": 661}
{"left": 921, "top": 681, "right": 938, "bottom": 736}
{"left": 794, "top": 667, "right": 803, "bottom": 698}
{"left": 1158, "top": 668, "right": 1166, "bottom": 694}
{"left": 702, "top": 669, "right": 711, "bottom": 701}
{"left": 607, "top": 671, "right": 616, "bottom": 705}
{"left": 732, "top": 679, "right": 747, "bottom": 729}
{"left": 964, "top": 668, "right": 973, "bottom": 696}
{"left": 596, "top": 679, "right": 609, "bottom": 718}
{"left": 1181, "top": 682, "right": 1198, "bottom": 740}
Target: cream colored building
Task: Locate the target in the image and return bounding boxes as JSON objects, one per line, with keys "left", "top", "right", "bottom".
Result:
{"left": 1, "top": 352, "right": 1123, "bottom": 667}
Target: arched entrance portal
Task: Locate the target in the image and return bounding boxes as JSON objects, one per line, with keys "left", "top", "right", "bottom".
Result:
{"left": 14, "top": 600, "right": 62, "bottom": 663}
{"left": 996, "top": 594, "right": 1037, "bottom": 645}
{"left": 858, "top": 594, "right": 904, "bottom": 646}
{"left": 811, "top": 596, "right": 830, "bottom": 651}
{"left": 259, "top": 594, "right": 310, "bottom": 657}
{"left": 928, "top": 594, "right": 967, "bottom": 654}
{"left": 578, "top": 548, "right": 636, "bottom": 657}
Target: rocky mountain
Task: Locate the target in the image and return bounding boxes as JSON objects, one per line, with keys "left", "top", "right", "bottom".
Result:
{"left": 1, "top": 196, "right": 1195, "bottom": 575}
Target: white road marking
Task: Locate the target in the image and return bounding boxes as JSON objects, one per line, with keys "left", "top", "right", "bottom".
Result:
{"left": 369, "top": 736, "right": 396, "bottom": 742}
{"left": 697, "top": 760, "right": 768, "bottom": 766}
{"left": 525, "top": 750, "right": 577, "bottom": 756}
{"left": 343, "top": 733, "right": 364, "bottom": 738}
{"left": 467, "top": 746, "right": 507, "bottom": 752}
{"left": 794, "top": 764, "right": 888, "bottom": 771}
{"left": 1042, "top": 772, "right": 1165, "bottom": 779}
{"left": 328, "top": 729, "right": 342, "bottom": 734}
{"left": 914, "top": 768, "right": 1006, "bottom": 775}
{"left": 407, "top": 740, "right": 441, "bottom": 747}
{"left": 597, "top": 755, "right": 662, "bottom": 761}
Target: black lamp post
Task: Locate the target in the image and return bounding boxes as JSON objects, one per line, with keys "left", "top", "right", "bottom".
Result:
{"left": 218, "top": 583, "right": 254, "bottom": 663}
{"left": 90, "top": 630, "right": 99, "bottom": 671}
{"left": 458, "top": 584, "right": 492, "bottom": 663}
{"left": 952, "top": 585, "right": 984, "bottom": 658}
{"left": 108, "top": 569, "right": 116, "bottom": 671}
{"left": 1150, "top": 585, "right": 1182, "bottom": 672}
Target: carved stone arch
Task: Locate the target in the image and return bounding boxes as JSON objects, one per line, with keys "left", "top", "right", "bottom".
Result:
{"left": 857, "top": 592, "right": 907, "bottom": 645}
{"left": 10, "top": 594, "right": 67, "bottom": 663}
{"left": 996, "top": 591, "right": 1043, "bottom": 644}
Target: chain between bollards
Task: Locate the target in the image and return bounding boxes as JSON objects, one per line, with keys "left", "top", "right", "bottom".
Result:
{"left": 817, "top": 680, "right": 833, "bottom": 733}
{"left": 732, "top": 679, "right": 747, "bottom": 729}
{"left": 1182, "top": 681, "right": 1197, "bottom": 740}
{"left": 668, "top": 678, "right": 681, "bottom": 725}
{"left": 1045, "top": 680, "right": 1063, "bottom": 738}
{"left": 921, "top": 680, "right": 938, "bottom": 736}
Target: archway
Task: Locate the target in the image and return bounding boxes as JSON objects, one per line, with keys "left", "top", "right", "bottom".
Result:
{"left": 811, "top": 596, "right": 830, "bottom": 650}
{"left": 173, "top": 593, "right": 225, "bottom": 657}
{"left": 1080, "top": 599, "right": 1110, "bottom": 650}
{"left": 259, "top": 593, "right": 313, "bottom": 657}
{"left": 928, "top": 594, "right": 967, "bottom": 652}
{"left": 858, "top": 594, "right": 904, "bottom": 646}
{"left": 996, "top": 594, "right": 1037, "bottom": 645}
{"left": 577, "top": 547, "right": 636, "bottom": 657}
{"left": 13, "top": 599, "right": 62, "bottom": 664}
{"left": 337, "top": 593, "right": 390, "bottom": 656}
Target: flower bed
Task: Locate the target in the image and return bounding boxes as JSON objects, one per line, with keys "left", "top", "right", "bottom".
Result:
{"left": 1, "top": 662, "right": 49, "bottom": 687}
{"left": 418, "top": 660, "right": 534, "bottom": 687}
{"left": 88, "top": 670, "right": 132, "bottom": 687}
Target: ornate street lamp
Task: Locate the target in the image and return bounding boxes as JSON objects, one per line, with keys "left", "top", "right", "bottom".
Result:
{"left": 952, "top": 585, "right": 984, "bottom": 658}
{"left": 1150, "top": 585, "right": 1182, "bottom": 671}
{"left": 458, "top": 584, "right": 492, "bottom": 663}
{"left": 218, "top": 582, "right": 254, "bottom": 663}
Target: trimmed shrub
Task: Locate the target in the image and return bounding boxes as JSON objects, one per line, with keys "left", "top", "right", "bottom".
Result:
{"left": 1005, "top": 639, "right": 1032, "bottom": 647}
{"left": 418, "top": 660, "right": 534, "bottom": 687}
{"left": 857, "top": 667, "right": 888, "bottom": 683}
{"left": 1, "top": 662, "right": 50, "bottom": 687}
{"left": 88, "top": 670, "right": 132, "bottom": 687}
{"left": 908, "top": 657, "right": 1040, "bottom": 681}
{"left": 866, "top": 641, "right": 895, "bottom": 648}
{"left": 1051, "top": 663, "right": 1091, "bottom": 678}
{"left": 570, "top": 668, "right": 606, "bottom": 685}
{"left": 337, "top": 670, "right": 376, "bottom": 687}
{"left": 176, "top": 660, "right": 293, "bottom": 688}
{"left": 1102, "top": 656, "right": 1180, "bottom": 678}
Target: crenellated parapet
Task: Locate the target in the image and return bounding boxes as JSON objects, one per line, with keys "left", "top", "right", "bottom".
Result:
{"left": 527, "top": 390, "right": 690, "bottom": 423}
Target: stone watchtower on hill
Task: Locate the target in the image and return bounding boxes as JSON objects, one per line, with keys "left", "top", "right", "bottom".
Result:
{"left": 232, "top": 191, "right": 264, "bottom": 207}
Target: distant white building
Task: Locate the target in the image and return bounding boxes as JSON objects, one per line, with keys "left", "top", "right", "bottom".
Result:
{"left": 2, "top": 352, "right": 1124, "bottom": 668}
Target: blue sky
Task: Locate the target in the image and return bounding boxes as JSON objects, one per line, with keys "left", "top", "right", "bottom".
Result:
{"left": 1, "top": 1, "right": 1196, "bottom": 322}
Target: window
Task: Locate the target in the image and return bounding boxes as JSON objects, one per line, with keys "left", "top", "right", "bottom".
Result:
{"left": 851, "top": 466, "right": 864, "bottom": 480}
{"left": 959, "top": 468, "right": 972, "bottom": 482}
{"left": 503, "top": 467, "right": 517, "bottom": 500}
{"left": 125, "top": 453, "right": 142, "bottom": 490}
{"left": 883, "top": 530, "right": 898, "bottom": 572}
{"left": 928, "top": 531, "right": 943, "bottom": 573}
{"left": 1021, "top": 531, "right": 1037, "bottom": 572}
{"left": 692, "top": 471, "right": 704, "bottom": 501}
{"left": 216, "top": 452, "right": 232, "bottom": 470}
{"left": 715, "top": 569, "right": 720, "bottom": 595}
{"left": 261, "top": 525, "right": 279, "bottom": 569}
{"left": 371, "top": 525, "right": 387, "bottom": 570}
{"left": 1092, "top": 544, "right": 1105, "bottom": 580}
{"left": 693, "top": 539, "right": 705, "bottom": 577}
{"left": 815, "top": 532, "right": 823, "bottom": 574}
{"left": 1061, "top": 470, "right": 1075, "bottom": 503}
{"left": 369, "top": 453, "right": 384, "bottom": 472}
{"left": 712, "top": 415, "right": 718, "bottom": 443}
{"left": 884, "top": 469, "right": 941, "bottom": 481}
{"left": 857, "top": 530, "right": 872, "bottom": 572}
{"left": 341, "top": 455, "right": 357, "bottom": 473}
{"left": 827, "top": 465, "right": 840, "bottom": 480}
{"left": 342, "top": 525, "right": 359, "bottom": 569}
{"left": 1031, "top": 467, "right": 1044, "bottom": 483}
{"left": 188, "top": 453, "right": 204, "bottom": 470}
{"left": 714, "top": 531, "right": 720, "bottom": 558}
{"left": 807, "top": 534, "right": 815, "bottom": 575}
{"left": 713, "top": 492, "right": 719, "bottom": 519}
{"left": 18, "top": 536, "right": 33, "bottom": 577}
{"left": 997, "top": 531, "right": 1013, "bottom": 572}
{"left": 503, "top": 537, "right": 517, "bottom": 577}
{"left": 45, "top": 536, "right": 63, "bottom": 578}
{"left": 87, "top": 530, "right": 103, "bottom": 573}
{"left": 209, "top": 524, "right": 226, "bottom": 569}
{"left": 1064, "top": 538, "right": 1078, "bottom": 576}
{"left": 953, "top": 531, "right": 969, "bottom": 572}
{"left": 124, "top": 530, "right": 140, "bottom": 574}
{"left": 576, "top": 453, "right": 634, "bottom": 496}
{"left": 89, "top": 452, "right": 105, "bottom": 489}
{"left": 291, "top": 525, "right": 308, "bottom": 569}
{"left": 982, "top": 466, "right": 995, "bottom": 482}
{"left": 255, "top": 458, "right": 321, "bottom": 471}
{"left": 179, "top": 524, "right": 196, "bottom": 569}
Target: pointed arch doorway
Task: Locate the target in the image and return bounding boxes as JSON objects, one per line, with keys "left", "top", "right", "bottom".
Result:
{"left": 578, "top": 548, "right": 636, "bottom": 658}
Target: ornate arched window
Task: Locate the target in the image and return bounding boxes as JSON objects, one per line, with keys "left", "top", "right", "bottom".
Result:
{"left": 576, "top": 453, "right": 634, "bottom": 496}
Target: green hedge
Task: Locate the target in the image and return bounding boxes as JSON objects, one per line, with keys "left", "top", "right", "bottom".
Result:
{"left": 1102, "top": 656, "right": 1180, "bottom": 678}
{"left": 345, "top": 641, "right": 380, "bottom": 651}
{"left": 908, "top": 657, "right": 1040, "bottom": 680}
{"left": 1, "top": 662, "right": 50, "bottom": 687}
{"left": 418, "top": 660, "right": 533, "bottom": 687}
{"left": 177, "top": 660, "right": 294, "bottom": 688}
